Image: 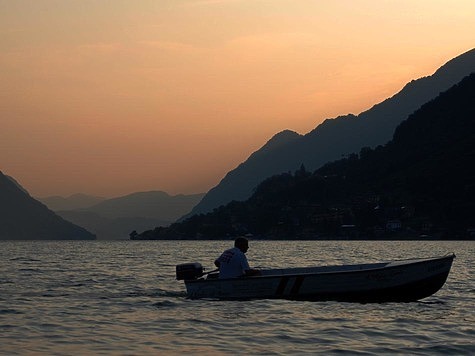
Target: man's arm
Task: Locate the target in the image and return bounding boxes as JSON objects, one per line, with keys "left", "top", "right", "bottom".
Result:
{"left": 241, "top": 255, "right": 260, "bottom": 276}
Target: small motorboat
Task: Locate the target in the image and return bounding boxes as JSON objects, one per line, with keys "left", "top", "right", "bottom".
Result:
{"left": 176, "top": 254, "right": 455, "bottom": 302}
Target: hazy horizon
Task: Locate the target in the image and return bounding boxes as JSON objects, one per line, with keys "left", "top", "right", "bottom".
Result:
{"left": 1, "top": 1, "right": 474, "bottom": 198}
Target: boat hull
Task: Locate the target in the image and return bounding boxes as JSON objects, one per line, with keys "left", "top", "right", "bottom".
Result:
{"left": 183, "top": 254, "right": 455, "bottom": 302}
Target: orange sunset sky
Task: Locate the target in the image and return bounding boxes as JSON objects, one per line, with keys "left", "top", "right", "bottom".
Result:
{"left": 1, "top": 0, "right": 474, "bottom": 198}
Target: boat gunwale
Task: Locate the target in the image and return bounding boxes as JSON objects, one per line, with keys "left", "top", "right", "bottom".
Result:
{"left": 185, "top": 253, "right": 455, "bottom": 285}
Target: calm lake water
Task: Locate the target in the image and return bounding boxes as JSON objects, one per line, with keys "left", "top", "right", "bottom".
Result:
{"left": 0, "top": 240, "right": 473, "bottom": 355}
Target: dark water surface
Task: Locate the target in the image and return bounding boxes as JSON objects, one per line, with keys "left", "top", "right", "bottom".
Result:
{"left": 1, "top": 240, "right": 473, "bottom": 355}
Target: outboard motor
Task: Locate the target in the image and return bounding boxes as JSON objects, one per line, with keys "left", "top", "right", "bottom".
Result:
{"left": 176, "top": 262, "right": 203, "bottom": 280}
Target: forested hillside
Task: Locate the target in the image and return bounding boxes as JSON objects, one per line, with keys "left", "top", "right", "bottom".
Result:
{"left": 134, "top": 74, "right": 475, "bottom": 240}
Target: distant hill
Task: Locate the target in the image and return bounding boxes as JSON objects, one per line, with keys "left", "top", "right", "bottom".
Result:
{"left": 0, "top": 172, "right": 96, "bottom": 240}
{"left": 55, "top": 210, "right": 171, "bottom": 240}
{"left": 44, "top": 191, "right": 205, "bottom": 239}
{"left": 134, "top": 73, "right": 475, "bottom": 240}
{"left": 84, "top": 191, "right": 204, "bottom": 220}
{"left": 188, "top": 48, "right": 475, "bottom": 217}
{"left": 38, "top": 193, "right": 105, "bottom": 211}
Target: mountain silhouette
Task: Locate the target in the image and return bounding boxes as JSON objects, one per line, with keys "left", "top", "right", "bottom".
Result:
{"left": 136, "top": 73, "right": 475, "bottom": 240}
{"left": 0, "top": 172, "right": 96, "bottom": 240}
{"left": 187, "top": 48, "right": 475, "bottom": 217}
{"left": 55, "top": 210, "right": 171, "bottom": 240}
{"left": 38, "top": 193, "right": 105, "bottom": 211}
{"left": 42, "top": 191, "right": 204, "bottom": 239}
{"left": 83, "top": 191, "right": 204, "bottom": 220}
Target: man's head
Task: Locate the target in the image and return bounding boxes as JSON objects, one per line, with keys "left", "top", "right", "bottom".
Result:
{"left": 234, "top": 237, "right": 249, "bottom": 253}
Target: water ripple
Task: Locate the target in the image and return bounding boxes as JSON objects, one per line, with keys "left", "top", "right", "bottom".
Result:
{"left": 0, "top": 240, "right": 473, "bottom": 354}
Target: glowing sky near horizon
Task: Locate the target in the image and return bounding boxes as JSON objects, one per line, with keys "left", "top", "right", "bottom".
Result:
{"left": 1, "top": 0, "right": 474, "bottom": 197}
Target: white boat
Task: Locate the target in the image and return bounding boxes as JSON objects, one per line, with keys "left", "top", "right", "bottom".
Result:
{"left": 176, "top": 254, "right": 455, "bottom": 302}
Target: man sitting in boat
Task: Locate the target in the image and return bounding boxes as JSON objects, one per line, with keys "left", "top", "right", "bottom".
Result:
{"left": 214, "top": 237, "right": 260, "bottom": 279}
